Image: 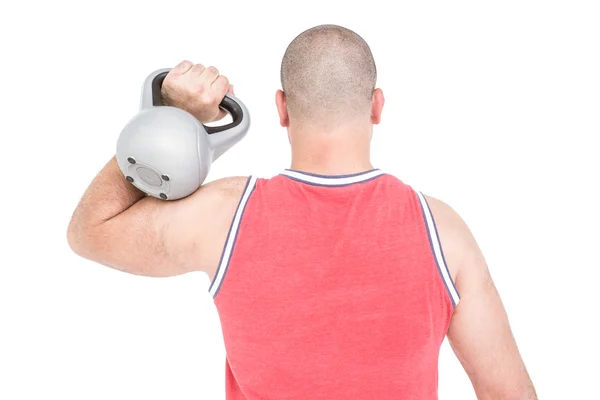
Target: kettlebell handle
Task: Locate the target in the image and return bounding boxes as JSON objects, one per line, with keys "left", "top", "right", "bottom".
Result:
{"left": 140, "top": 68, "right": 245, "bottom": 135}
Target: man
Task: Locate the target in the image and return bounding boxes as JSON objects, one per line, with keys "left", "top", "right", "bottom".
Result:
{"left": 67, "top": 25, "right": 537, "bottom": 399}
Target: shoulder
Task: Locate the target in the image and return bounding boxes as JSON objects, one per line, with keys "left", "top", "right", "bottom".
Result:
{"left": 201, "top": 175, "right": 251, "bottom": 193}
{"left": 168, "top": 176, "right": 251, "bottom": 238}
{"left": 181, "top": 176, "right": 252, "bottom": 228}
{"left": 186, "top": 176, "right": 251, "bottom": 205}
{"left": 422, "top": 194, "right": 483, "bottom": 282}
{"left": 173, "top": 176, "right": 252, "bottom": 274}
{"left": 422, "top": 195, "right": 466, "bottom": 237}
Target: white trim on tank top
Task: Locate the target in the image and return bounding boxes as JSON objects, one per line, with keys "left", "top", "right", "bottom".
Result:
{"left": 209, "top": 176, "right": 258, "bottom": 299}
{"left": 280, "top": 168, "right": 386, "bottom": 186}
{"left": 416, "top": 191, "right": 461, "bottom": 307}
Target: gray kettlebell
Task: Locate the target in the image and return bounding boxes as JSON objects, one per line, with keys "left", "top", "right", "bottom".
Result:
{"left": 116, "top": 68, "right": 250, "bottom": 200}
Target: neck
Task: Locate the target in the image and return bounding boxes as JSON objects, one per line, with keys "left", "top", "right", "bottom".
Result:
{"left": 288, "top": 124, "right": 373, "bottom": 175}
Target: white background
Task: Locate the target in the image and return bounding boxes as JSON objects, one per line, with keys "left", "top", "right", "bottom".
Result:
{"left": 1, "top": 0, "right": 599, "bottom": 399}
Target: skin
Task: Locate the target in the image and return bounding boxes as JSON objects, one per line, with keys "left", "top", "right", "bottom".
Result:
{"left": 67, "top": 60, "right": 537, "bottom": 399}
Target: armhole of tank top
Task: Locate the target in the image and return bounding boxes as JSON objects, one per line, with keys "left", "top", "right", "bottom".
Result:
{"left": 415, "top": 190, "right": 461, "bottom": 308}
{"left": 208, "top": 176, "right": 258, "bottom": 299}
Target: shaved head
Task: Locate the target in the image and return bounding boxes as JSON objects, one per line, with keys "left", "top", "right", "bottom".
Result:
{"left": 280, "top": 25, "right": 377, "bottom": 125}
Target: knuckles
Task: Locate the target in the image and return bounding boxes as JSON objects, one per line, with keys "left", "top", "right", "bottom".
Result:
{"left": 162, "top": 62, "right": 225, "bottom": 109}
{"left": 205, "top": 66, "right": 219, "bottom": 75}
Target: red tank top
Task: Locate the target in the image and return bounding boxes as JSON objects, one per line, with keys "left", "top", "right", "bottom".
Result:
{"left": 208, "top": 169, "right": 460, "bottom": 400}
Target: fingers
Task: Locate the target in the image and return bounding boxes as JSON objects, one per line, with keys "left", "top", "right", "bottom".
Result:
{"left": 187, "top": 64, "right": 220, "bottom": 91}
{"left": 212, "top": 75, "right": 230, "bottom": 98}
{"left": 189, "top": 63, "right": 206, "bottom": 76}
{"left": 166, "top": 61, "right": 234, "bottom": 122}
{"left": 215, "top": 108, "right": 229, "bottom": 121}
{"left": 214, "top": 82, "right": 235, "bottom": 121}
{"left": 173, "top": 60, "right": 194, "bottom": 74}
{"left": 171, "top": 61, "right": 224, "bottom": 87}
{"left": 200, "top": 65, "right": 220, "bottom": 85}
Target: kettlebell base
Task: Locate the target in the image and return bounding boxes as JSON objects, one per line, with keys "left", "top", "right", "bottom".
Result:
{"left": 124, "top": 161, "right": 171, "bottom": 200}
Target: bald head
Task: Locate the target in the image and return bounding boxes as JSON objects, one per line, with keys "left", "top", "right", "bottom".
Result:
{"left": 280, "top": 25, "right": 377, "bottom": 125}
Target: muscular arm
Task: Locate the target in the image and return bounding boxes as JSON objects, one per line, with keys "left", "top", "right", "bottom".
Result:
{"left": 67, "top": 61, "right": 247, "bottom": 277}
{"left": 67, "top": 156, "right": 246, "bottom": 277}
{"left": 426, "top": 195, "right": 537, "bottom": 400}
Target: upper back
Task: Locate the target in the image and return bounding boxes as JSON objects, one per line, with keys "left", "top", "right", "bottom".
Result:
{"left": 206, "top": 169, "right": 460, "bottom": 399}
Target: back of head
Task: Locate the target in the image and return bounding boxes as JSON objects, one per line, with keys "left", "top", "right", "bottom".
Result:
{"left": 281, "top": 25, "right": 377, "bottom": 128}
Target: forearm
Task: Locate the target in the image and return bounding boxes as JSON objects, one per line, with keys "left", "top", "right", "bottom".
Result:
{"left": 68, "top": 156, "right": 145, "bottom": 237}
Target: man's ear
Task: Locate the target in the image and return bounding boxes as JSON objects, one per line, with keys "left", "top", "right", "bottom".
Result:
{"left": 276, "top": 90, "right": 290, "bottom": 127}
{"left": 371, "top": 88, "right": 385, "bottom": 125}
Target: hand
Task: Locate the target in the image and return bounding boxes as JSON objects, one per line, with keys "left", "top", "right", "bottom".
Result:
{"left": 161, "top": 60, "right": 235, "bottom": 124}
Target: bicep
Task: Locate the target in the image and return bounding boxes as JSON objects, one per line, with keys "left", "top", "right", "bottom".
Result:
{"left": 86, "top": 195, "right": 201, "bottom": 277}
{"left": 79, "top": 177, "right": 246, "bottom": 277}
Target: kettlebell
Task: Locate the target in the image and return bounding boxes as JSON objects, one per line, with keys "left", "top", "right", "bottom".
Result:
{"left": 116, "top": 68, "right": 250, "bottom": 200}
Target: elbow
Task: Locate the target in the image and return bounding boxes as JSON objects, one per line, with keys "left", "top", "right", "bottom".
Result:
{"left": 67, "top": 219, "right": 96, "bottom": 260}
{"left": 67, "top": 220, "right": 85, "bottom": 257}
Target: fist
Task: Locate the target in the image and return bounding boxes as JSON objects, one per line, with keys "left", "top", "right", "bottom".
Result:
{"left": 161, "top": 60, "right": 234, "bottom": 123}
